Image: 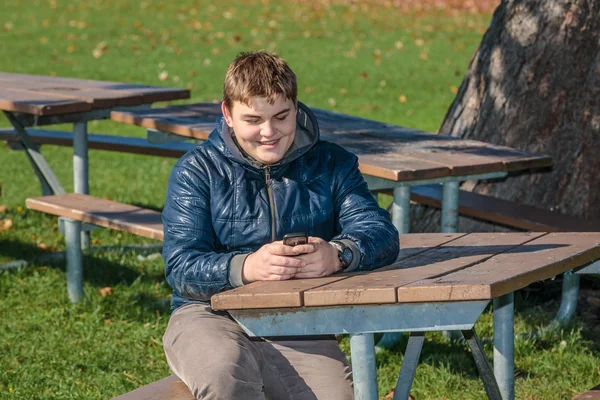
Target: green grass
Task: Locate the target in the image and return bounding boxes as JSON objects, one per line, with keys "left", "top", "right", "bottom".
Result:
{"left": 1, "top": 1, "right": 599, "bottom": 399}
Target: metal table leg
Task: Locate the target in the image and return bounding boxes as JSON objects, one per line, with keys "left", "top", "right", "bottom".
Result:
{"left": 377, "top": 186, "right": 411, "bottom": 350}
{"left": 494, "top": 293, "right": 514, "bottom": 400}
{"left": 441, "top": 181, "right": 459, "bottom": 233}
{"left": 554, "top": 272, "right": 580, "bottom": 324}
{"left": 4, "top": 111, "right": 65, "bottom": 195}
{"left": 393, "top": 332, "right": 425, "bottom": 400}
{"left": 350, "top": 333, "right": 378, "bottom": 400}
{"left": 63, "top": 218, "right": 84, "bottom": 303}
{"left": 73, "top": 121, "right": 90, "bottom": 250}
{"left": 462, "top": 329, "right": 503, "bottom": 400}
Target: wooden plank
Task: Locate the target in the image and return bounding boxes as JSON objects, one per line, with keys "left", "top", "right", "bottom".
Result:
{"left": 0, "top": 88, "right": 91, "bottom": 115}
{"left": 399, "top": 232, "right": 600, "bottom": 302}
{"left": 111, "top": 104, "right": 219, "bottom": 140}
{"left": 0, "top": 73, "right": 190, "bottom": 105}
{"left": 0, "top": 128, "right": 195, "bottom": 158}
{"left": 356, "top": 153, "right": 451, "bottom": 181}
{"left": 406, "top": 184, "right": 600, "bottom": 232}
{"left": 326, "top": 132, "right": 507, "bottom": 177}
{"left": 0, "top": 81, "right": 143, "bottom": 108}
{"left": 210, "top": 276, "right": 351, "bottom": 310}
{"left": 111, "top": 375, "right": 193, "bottom": 400}
{"left": 211, "top": 234, "right": 467, "bottom": 310}
{"left": 393, "top": 233, "right": 468, "bottom": 264}
{"left": 303, "top": 232, "right": 545, "bottom": 306}
{"left": 26, "top": 194, "right": 163, "bottom": 240}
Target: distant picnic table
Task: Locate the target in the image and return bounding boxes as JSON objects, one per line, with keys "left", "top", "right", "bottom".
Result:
{"left": 111, "top": 102, "right": 552, "bottom": 236}
{"left": 0, "top": 72, "right": 189, "bottom": 196}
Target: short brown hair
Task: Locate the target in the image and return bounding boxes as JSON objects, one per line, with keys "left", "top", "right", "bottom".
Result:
{"left": 223, "top": 51, "right": 297, "bottom": 110}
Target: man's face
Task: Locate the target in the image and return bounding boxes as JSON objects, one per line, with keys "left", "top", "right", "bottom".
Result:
{"left": 222, "top": 95, "right": 297, "bottom": 165}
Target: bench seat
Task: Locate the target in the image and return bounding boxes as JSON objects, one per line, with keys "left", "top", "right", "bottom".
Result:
{"left": 573, "top": 384, "right": 600, "bottom": 400}
{"left": 26, "top": 193, "right": 163, "bottom": 240}
{"left": 0, "top": 128, "right": 194, "bottom": 159}
{"left": 111, "top": 375, "right": 193, "bottom": 400}
{"left": 383, "top": 184, "right": 599, "bottom": 232}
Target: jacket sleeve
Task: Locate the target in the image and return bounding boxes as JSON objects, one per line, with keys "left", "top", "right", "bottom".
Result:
{"left": 332, "top": 152, "right": 400, "bottom": 271}
{"left": 162, "top": 162, "right": 247, "bottom": 302}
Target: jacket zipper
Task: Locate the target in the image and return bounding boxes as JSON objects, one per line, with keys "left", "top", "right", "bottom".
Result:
{"left": 264, "top": 166, "right": 276, "bottom": 242}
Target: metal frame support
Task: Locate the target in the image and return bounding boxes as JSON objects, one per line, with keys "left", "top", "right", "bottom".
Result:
{"left": 73, "top": 121, "right": 90, "bottom": 250}
{"left": 493, "top": 293, "right": 514, "bottom": 400}
{"left": 441, "top": 181, "right": 460, "bottom": 233}
{"left": 554, "top": 272, "right": 580, "bottom": 325}
{"left": 350, "top": 333, "right": 378, "bottom": 400}
{"left": 393, "top": 332, "right": 425, "bottom": 400}
{"left": 63, "top": 219, "right": 84, "bottom": 303}
{"left": 462, "top": 329, "right": 503, "bottom": 400}
{"left": 4, "top": 111, "right": 65, "bottom": 195}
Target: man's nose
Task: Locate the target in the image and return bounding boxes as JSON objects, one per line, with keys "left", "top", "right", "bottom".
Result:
{"left": 261, "top": 121, "right": 275, "bottom": 137}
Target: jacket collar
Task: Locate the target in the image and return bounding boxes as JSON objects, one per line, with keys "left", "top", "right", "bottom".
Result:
{"left": 208, "top": 101, "right": 319, "bottom": 170}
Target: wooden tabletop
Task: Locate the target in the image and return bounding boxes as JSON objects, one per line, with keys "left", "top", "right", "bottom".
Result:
{"left": 111, "top": 102, "right": 552, "bottom": 181}
{"left": 0, "top": 73, "right": 190, "bottom": 116}
{"left": 211, "top": 232, "right": 600, "bottom": 310}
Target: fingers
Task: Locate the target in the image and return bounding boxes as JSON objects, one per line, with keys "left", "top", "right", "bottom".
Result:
{"left": 269, "top": 243, "right": 302, "bottom": 256}
{"left": 292, "top": 243, "right": 315, "bottom": 255}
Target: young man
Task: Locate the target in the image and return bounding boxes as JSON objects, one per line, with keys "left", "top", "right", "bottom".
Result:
{"left": 162, "top": 51, "right": 399, "bottom": 399}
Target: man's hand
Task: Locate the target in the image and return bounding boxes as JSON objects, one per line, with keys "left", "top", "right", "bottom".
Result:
{"left": 242, "top": 241, "right": 315, "bottom": 283}
{"left": 293, "top": 237, "right": 341, "bottom": 279}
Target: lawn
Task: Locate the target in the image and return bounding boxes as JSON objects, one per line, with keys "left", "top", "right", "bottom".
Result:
{"left": 1, "top": 1, "right": 599, "bottom": 399}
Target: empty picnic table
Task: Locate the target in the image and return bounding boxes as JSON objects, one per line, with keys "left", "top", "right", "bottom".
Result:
{"left": 211, "top": 232, "right": 600, "bottom": 400}
{"left": 110, "top": 102, "right": 552, "bottom": 236}
{"left": 0, "top": 72, "right": 189, "bottom": 249}
{"left": 0, "top": 72, "right": 189, "bottom": 197}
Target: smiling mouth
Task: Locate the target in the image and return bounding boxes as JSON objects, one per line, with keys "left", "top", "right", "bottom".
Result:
{"left": 258, "top": 139, "right": 280, "bottom": 146}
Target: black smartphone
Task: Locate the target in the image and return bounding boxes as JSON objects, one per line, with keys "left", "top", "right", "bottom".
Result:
{"left": 283, "top": 232, "right": 308, "bottom": 246}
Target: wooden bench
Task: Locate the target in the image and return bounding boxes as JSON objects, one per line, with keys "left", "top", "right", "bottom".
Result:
{"left": 383, "top": 184, "right": 600, "bottom": 232}
{"left": 26, "top": 193, "right": 163, "bottom": 302}
{"left": 0, "top": 128, "right": 194, "bottom": 159}
{"left": 111, "top": 375, "right": 193, "bottom": 400}
{"left": 573, "top": 384, "right": 600, "bottom": 400}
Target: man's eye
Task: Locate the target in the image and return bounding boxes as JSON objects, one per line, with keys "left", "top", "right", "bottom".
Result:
{"left": 275, "top": 115, "right": 288, "bottom": 121}
{"left": 246, "top": 119, "right": 260, "bottom": 124}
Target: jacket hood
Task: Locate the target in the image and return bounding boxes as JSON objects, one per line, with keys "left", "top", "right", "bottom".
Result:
{"left": 207, "top": 101, "right": 319, "bottom": 169}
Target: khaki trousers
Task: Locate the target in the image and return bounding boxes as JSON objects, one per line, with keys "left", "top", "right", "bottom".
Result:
{"left": 163, "top": 303, "right": 354, "bottom": 400}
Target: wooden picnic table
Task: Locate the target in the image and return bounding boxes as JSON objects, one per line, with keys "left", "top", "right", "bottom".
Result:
{"left": 111, "top": 102, "right": 554, "bottom": 350}
{"left": 0, "top": 72, "right": 190, "bottom": 195}
{"left": 110, "top": 102, "right": 552, "bottom": 235}
{"left": 211, "top": 232, "right": 600, "bottom": 400}
{"left": 0, "top": 72, "right": 189, "bottom": 247}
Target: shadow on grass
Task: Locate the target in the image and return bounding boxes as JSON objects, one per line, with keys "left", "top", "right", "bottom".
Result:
{"left": 1, "top": 237, "right": 171, "bottom": 322}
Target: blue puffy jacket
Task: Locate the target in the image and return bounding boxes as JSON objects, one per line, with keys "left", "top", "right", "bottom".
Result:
{"left": 162, "top": 102, "right": 400, "bottom": 310}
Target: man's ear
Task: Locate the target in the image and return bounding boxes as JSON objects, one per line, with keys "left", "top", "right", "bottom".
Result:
{"left": 221, "top": 102, "right": 234, "bottom": 127}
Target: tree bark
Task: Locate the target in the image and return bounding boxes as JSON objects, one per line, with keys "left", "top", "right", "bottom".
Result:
{"left": 412, "top": 0, "right": 600, "bottom": 233}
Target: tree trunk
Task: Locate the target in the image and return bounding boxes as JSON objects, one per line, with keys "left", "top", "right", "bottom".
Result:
{"left": 412, "top": 0, "right": 600, "bottom": 234}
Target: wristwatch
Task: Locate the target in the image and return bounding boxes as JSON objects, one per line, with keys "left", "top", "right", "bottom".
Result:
{"left": 331, "top": 241, "right": 353, "bottom": 272}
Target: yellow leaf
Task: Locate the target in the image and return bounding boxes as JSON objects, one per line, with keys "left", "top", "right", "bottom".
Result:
{"left": 0, "top": 205, "right": 7, "bottom": 213}
{"left": 98, "top": 287, "right": 113, "bottom": 297}
{"left": 449, "top": 85, "right": 458, "bottom": 94}
{"left": 398, "top": 95, "right": 407, "bottom": 103}
{"left": 158, "top": 71, "right": 168, "bottom": 81}
{"left": 1, "top": 219, "right": 13, "bottom": 231}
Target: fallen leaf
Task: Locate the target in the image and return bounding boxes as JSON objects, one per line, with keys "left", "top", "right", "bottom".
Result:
{"left": 37, "top": 243, "right": 49, "bottom": 250}
{"left": 0, "top": 219, "right": 13, "bottom": 231}
{"left": 399, "top": 94, "right": 407, "bottom": 103}
{"left": 158, "top": 71, "right": 169, "bottom": 81}
{"left": 98, "top": 287, "right": 113, "bottom": 297}
{"left": 0, "top": 205, "right": 7, "bottom": 213}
